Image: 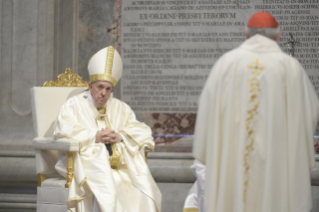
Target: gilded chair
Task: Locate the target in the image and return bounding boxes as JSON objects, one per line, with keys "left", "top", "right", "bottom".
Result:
{"left": 31, "top": 68, "right": 150, "bottom": 211}
{"left": 31, "top": 68, "right": 88, "bottom": 212}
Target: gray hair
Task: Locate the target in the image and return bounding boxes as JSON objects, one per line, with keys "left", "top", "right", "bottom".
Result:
{"left": 245, "top": 27, "right": 280, "bottom": 40}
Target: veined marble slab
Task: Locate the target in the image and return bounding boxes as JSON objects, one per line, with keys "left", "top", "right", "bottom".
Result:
{"left": 77, "top": 0, "right": 118, "bottom": 80}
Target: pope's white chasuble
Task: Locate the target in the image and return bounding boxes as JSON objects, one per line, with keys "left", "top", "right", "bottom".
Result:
{"left": 54, "top": 91, "right": 161, "bottom": 212}
{"left": 193, "top": 35, "right": 319, "bottom": 212}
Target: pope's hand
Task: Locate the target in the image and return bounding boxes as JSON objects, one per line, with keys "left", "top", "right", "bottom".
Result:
{"left": 95, "top": 129, "right": 123, "bottom": 144}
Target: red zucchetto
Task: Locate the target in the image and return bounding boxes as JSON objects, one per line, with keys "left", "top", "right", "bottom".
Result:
{"left": 247, "top": 11, "right": 278, "bottom": 28}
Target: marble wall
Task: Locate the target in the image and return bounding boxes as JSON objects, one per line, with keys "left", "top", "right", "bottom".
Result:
{"left": 0, "top": 1, "right": 79, "bottom": 210}
{"left": 54, "top": 0, "right": 78, "bottom": 78}
{"left": 77, "top": 0, "right": 119, "bottom": 80}
{"left": 77, "top": 0, "right": 121, "bottom": 98}
{"left": 0, "top": 1, "right": 56, "bottom": 210}
{"left": 0, "top": 0, "right": 84, "bottom": 148}
{"left": 0, "top": 0, "right": 55, "bottom": 147}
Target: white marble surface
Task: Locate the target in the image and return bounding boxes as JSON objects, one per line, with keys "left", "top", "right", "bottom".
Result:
{"left": 0, "top": 156, "right": 319, "bottom": 211}
{"left": 0, "top": 185, "right": 318, "bottom": 212}
{"left": 37, "top": 0, "right": 54, "bottom": 85}
{"left": 0, "top": 1, "right": 2, "bottom": 72}
{"left": 0, "top": 0, "right": 55, "bottom": 145}
{"left": 0, "top": 0, "right": 13, "bottom": 117}
{"left": 157, "top": 182, "right": 193, "bottom": 212}
{"left": 0, "top": 193, "right": 36, "bottom": 203}
{"left": 3, "top": 154, "right": 319, "bottom": 184}
{"left": 149, "top": 159, "right": 195, "bottom": 183}
{"left": 0, "top": 114, "right": 34, "bottom": 145}
{"left": 312, "top": 186, "right": 319, "bottom": 212}
{"left": 11, "top": 0, "right": 38, "bottom": 115}
{"left": 60, "top": 0, "right": 77, "bottom": 74}
{"left": 54, "top": 0, "right": 77, "bottom": 78}
{"left": 0, "top": 157, "right": 36, "bottom": 182}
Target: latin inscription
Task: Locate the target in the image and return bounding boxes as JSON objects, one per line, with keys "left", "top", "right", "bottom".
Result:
{"left": 122, "top": 0, "right": 319, "bottom": 112}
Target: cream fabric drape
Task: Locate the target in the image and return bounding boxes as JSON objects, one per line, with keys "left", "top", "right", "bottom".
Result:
{"left": 193, "top": 35, "right": 319, "bottom": 212}
{"left": 183, "top": 160, "right": 205, "bottom": 212}
{"left": 54, "top": 91, "right": 161, "bottom": 212}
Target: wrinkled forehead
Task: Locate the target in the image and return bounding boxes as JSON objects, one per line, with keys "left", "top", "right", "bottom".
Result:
{"left": 91, "top": 80, "right": 113, "bottom": 88}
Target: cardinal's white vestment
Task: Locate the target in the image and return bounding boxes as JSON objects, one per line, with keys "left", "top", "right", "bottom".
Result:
{"left": 193, "top": 34, "right": 319, "bottom": 212}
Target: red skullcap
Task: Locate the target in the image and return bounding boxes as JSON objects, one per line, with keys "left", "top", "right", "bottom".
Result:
{"left": 247, "top": 11, "right": 278, "bottom": 28}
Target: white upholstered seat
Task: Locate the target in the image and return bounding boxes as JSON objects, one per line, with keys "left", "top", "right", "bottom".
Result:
{"left": 31, "top": 86, "right": 87, "bottom": 212}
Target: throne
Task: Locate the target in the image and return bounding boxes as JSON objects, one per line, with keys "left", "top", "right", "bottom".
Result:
{"left": 31, "top": 68, "right": 88, "bottom": 212}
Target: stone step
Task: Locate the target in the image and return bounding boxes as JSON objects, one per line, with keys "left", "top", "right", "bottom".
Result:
{"left": 0, "top": 194, "right": 36, "bottom": 211}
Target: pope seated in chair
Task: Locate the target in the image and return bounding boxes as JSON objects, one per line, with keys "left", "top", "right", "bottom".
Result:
{"left": 53, "top": 46, "right": 162, "bottom": 212}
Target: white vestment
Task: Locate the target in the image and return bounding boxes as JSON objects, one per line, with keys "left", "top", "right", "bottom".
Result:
{"left": 193, "top": 34, "right": 319, "bottom": 212}
{"left": 54, "top": 91, "right": 162, "bottom": 212}
{"left": 183, "top": 160, "right": 206, "bottom": 212}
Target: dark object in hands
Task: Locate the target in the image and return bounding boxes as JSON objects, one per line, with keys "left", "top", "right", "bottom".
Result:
{"left": 106, "top": 144, "right": 113, "bottom": 156}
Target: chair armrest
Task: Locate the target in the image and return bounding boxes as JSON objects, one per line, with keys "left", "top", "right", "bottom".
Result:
{"left": 33, "top": 137, "right": 79, "bottom": 188}
{"left": 33, "top": 137, "right": 81, "bottom": 152}
{"left": 141, "top": 144, "right": 153, "bottom": 152}
{"left": 140, "top": 144, "right": 153, "bottom": 162}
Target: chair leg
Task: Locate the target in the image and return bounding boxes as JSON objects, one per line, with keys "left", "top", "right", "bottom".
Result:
{"left": 37, "top": 174, "right": 47, "bottom": 187}
{"left": 65, "top": 151, "right": 74, "bottom": 188}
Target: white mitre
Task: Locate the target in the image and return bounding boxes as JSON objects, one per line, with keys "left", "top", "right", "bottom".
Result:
{"left": 88, "top": 46, "right": 122, "bottom": 87}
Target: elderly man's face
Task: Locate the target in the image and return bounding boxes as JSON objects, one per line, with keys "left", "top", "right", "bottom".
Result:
{"left": 89, "top": 81, "right": 114, "bottom": 107}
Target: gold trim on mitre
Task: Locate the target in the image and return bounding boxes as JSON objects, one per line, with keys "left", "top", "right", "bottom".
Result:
{"left": 90, "top": 74, "right": 117, "bottom": 87}
{"left": 89, "top": 46, "right": 118, "bottom": 87}
{"left": 183, "top": 208, "right": 199, "bottom": 212}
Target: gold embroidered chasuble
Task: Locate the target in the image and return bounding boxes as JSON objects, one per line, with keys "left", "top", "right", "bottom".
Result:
{"left": 193, "top": 35, "right": 319, "bottom": 212}
{"left": 54, "top": 91, "right": 161, "bottom": 212}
